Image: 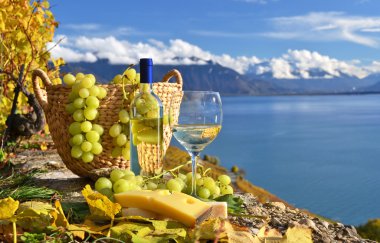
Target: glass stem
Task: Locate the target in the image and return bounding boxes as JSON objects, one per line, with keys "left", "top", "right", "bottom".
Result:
{"left": 190, "top": 152, "right": 200, "bottom": 197}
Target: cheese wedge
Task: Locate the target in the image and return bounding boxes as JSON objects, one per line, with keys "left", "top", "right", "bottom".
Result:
{"left": 114, "top": 190, "right": 211, "bottom": 226}
{"left": 122, "top": 201, "right": 228, "bottom": 220}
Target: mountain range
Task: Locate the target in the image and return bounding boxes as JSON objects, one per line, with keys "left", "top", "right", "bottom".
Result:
{"left": 61, "top": 59, "right": 380, "bottom": 95}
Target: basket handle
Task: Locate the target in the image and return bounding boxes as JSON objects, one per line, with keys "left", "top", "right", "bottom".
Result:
{"left": 32, "top": 69, "right": 52, "bottom": 111}
{"left": 161, "top": 69, "right": 183, "bottom": 86}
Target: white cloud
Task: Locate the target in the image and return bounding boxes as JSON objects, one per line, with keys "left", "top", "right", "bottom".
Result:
{"left": 49, "top": 35, "right": 261, "bottom": 74}
{"left": 48, "top": 35, "right": 380, "bottom": 79}
{"left": 62, "top": 23, "right": 101, "bottom": 31}
{"left": 262, "top": 12, "right": 380, "bottom": 48}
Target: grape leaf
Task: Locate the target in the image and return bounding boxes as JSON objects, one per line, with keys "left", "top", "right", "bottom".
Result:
{"left": 0, "top": 197, "right": 19, "bottom": 219}
{"left": 214, "top": 194, "right": 245, "bottom": 214}
{"left": 16, "top": 201, "right": 56, "bottom": 231}
{"left": 82, "top": 185, "right": 121, "bottom": 220}
{"left": 110, "top": 216, "right": 187, "bottom": 242}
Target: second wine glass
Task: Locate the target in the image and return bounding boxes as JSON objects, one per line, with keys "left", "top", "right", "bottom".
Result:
{"left": 169, "top": 91, "right": 223, "bottom": 197}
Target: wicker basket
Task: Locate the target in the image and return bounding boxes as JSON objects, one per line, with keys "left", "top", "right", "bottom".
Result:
{"left": 32, "top": 69, "right": 183, "bottom": 178}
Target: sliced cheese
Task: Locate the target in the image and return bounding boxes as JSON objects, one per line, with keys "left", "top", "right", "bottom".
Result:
{"left": 114, "top": 190, "right": 211, "bottom": 226}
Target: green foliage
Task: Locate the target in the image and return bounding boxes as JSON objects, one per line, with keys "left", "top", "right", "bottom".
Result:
{"left": 357, "top": 219, "right": 380, "bottom": 241}
{"left": 215, "top": 194, "right": 245, "bottom": 214}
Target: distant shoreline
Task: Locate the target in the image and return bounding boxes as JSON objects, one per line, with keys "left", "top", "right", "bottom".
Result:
{"left": 221, "top": 91, "right": 380, "bottom": 97}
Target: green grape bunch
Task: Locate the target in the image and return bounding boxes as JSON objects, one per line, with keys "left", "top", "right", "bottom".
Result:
{"left": 94, "top": 166, "right": 234, "bottom": 201}
{"left": 64, "top": 73, "right": 107, "bottom": 163}
{"left": 108, "top": 67, "right": 140, "bottom": 161}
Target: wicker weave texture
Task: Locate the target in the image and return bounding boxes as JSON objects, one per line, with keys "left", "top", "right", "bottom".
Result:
{"left": 33, "top": 69, "right": 182, "bottom": 178}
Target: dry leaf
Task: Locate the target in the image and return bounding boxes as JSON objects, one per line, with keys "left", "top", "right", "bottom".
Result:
{"left": 82, "top": 185, "right": 121, "bottom": 220}
{"left": 0, "top": 197, "right": 19, "bottom": 219}
{"left": 40, "top": 141, "right": 48, "bottom": 151}
{"left": 285, "top": 226, "right": 312, "bottom": 243}
{"left": 16, "top": 201, "right": 56, "bottom": 231}
{"left": 51, "top": 200, "right": 69, "bottom": 228}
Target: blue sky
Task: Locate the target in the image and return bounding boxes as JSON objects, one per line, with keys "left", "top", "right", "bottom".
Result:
{"left": 49, "top": 0, "right": 380, "bottom": 78}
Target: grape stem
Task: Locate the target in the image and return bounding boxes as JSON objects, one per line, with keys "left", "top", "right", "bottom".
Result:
{"left": 143, "top": 160, "right": 192, "bottom": 182}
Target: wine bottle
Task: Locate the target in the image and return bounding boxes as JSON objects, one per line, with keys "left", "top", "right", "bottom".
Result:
{"left": 130, "top": 58, "right": 164, "bottom": 176}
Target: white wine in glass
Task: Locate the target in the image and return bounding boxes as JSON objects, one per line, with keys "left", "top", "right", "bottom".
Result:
{"left": 170, "top": 91, "right": 222, "bottom": 197}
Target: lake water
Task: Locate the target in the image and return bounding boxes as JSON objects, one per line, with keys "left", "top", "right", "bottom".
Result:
{"left": 187, "top": 95, "right": 380, "bottom": 225}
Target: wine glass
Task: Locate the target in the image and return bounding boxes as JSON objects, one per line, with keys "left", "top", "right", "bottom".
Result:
{"left": 169, "top": 91, "right": 223, "bottom": 197}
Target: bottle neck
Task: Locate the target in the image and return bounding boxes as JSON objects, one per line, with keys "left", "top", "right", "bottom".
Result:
{"left": 139, "top": 83, "right": 151, "bottom": 93}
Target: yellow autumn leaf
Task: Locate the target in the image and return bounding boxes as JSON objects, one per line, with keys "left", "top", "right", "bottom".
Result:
{"left": 82, "top": 185, "right": 121, "bottom": 220}
{"left": 285, "top": 226, "right": 312, "bottom": 243}
{"left": 0, "top": 197, "right": 19, "bottom": 219}
{"left": 16, "top": 201, "right": 57, "bottom": 231}
{"left": 40, "top": 141, "right": 48, "bottom": 151}
{"left": 51, "top": 200, "right": 69, "bottom": 228}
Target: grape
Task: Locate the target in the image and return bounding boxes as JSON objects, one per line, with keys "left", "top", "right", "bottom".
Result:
{"left": 109, "top": 124, "right": 122, "bottom": 137}
{"left": 72, "top": 83, "right": 81, "bottom": 93}
{"left": 79, "top": 88, "right": 90, "bottom": 98}
{"left": 86, "top": 130, "right": 100, "bottom": 143}
{"left": 89, "top": 86, "right": 100, "bottom": 97}
{"left": 85, "top": 74, "right": 96, "bottom": 83}
{"left": 178, "top": 173, "right": 187, "bottom": 182}
{"left": 63, "top": 73, "right": 76, "bottom": 86}
{"left": 72, "top": 134, "right": 84, "bottom": 146}
{"left": 198, "top": 187, "right": 211, "bottom": 199}
{"left": 135, "top": 98, "right": 149, "bottom": 114}
{"left": 92, "top": 124, "right": 104, "bottom": 136}
{"left": 69, "top": 122, "right": 82, "bottom": 135}
{"left": 97, "top": 87, "right": 107, "bottom": 99}
{"left": 111, "top": 147, "right": 122, "bottom": 158}
{"left": 124, "top": 68, "right": 136, "bottom": 81}
{"left": 65, "top": 103, "right": 76, "bottom": 114}
{"left": 122, "top": 147, "right": 130, "bottom": 160}
{"left": 122, "top": 174, "right": 135, "bottom": 181}
{"left": 124, "top": 170, "right": 135, "bottom": 177}
{"left": 203, "top": 177, "right": 216, "bottom": 190}
{"left": 196, "top": 178, "right": 204, "bottom": 186}
{"left": 135, "top": 175, "right": 144, "bottom": 186}
{"left": 99, "top": 188, "right": 113, "bottom": 198}
{"left": 113, "top": 179, "right": 135, "bottom": 193}
{"left": 73, "top": 98, "right": 85, "bottom": 109}
{"left": 119, "top": 109, "right": 130, "bottom": 124}
{"left": 76, "top": 73, "right": 85, "bottom": 80}
{"left": 81, "top": 141, "right": 93, "bottom": 152}
{"left": 73, "top": 109, "right": 85, "bottom": 122}
{"left": 113, "top": 74, "right": 122, "bottom": 84}
{"left": 135, "top": 73, "right": 140, "bottom": 84}
{"left": 83, "top": 107, "right": 98, "bottom": 120}
{"left": 80, "top": 77, "right": 93, "bottom": 89}
{"left": 157, "top": 183, "right": 167, "bottom": 189}
{"left": 147, "top": 182, "right": 158, "bottom": 190}
{"left": 91, "top": 142, "right": 103, "bottom": 155}
{"left": 116, "top": 133, "right": 127, "bottom": 146}
{"left": 82, "top": 152, "right": 94, "bottom": 163}
{"left": 71, "top": 146, "right": 82, "bottom": 159}
{"left": 81, "top": 121, "right": 92, "bottom": 132}
{"left": 110, "top": 169, "right": 125, "bottom": 183}
{"left": 218, "top": 175, "right": 231, "bottom": 185}
{"left": 212, "top": 186, "right": 221, "bottom": 198}
{"left": 69, "top": 138, "right": 74, "bottom": 146}
{"left": 68, "top": 92, "right": 79, "bottom": 103}
{"left": 95, "top": 177, "right": 113, "bottom": 191}
{"left": 186, "top": 172, "right": 201, "bottom": 182}
{"left": 167, "top": 178, "right": 182, "bottom": 192}
{"left": 221, "top": 185, "right": 234, "bottom": 195}
{"left": 86, "top": 96, "right": 99, "bottom": 108}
